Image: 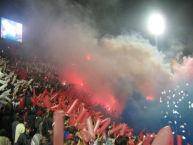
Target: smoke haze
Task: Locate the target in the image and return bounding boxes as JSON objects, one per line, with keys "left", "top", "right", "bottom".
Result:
{"left": 22, "top": 0, "right": 192, "bottom": 115}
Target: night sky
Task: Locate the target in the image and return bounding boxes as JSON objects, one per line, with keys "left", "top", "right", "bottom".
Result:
{"left": 1, "top": 0, "right": 193, "bottom": 39}
{"left": 1, "top": 0, "right": 193, "bottom": 57}
{"left": 1, "top": 0, "right": 193, "bottom": 144}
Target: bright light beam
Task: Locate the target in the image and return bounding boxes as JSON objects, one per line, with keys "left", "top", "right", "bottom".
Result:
{"left": 147, "top": 12, "right": 166, "bottom": 36}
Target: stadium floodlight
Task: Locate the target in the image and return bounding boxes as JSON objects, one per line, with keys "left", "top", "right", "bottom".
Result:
{"left": 147, "top": 12, "right": 166, "bottom": 48}
{"left": 147, "top": 12, "right": 166, "bottom": 36}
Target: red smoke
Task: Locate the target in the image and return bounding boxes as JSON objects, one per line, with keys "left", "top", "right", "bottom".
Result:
{"left": 60, "top": 67, "right": 123, "bottom": 117}
{"left": 62, "top": 68, "right": 86, "bottom": 88}
{"left": 91, "top": 92, "right": 123, "bottom": 117}
{"left": 146, "top": 96, "right": 155, "bottom": 101}
{"left": 85, "top": 53, "right": 92, "bottom": 61}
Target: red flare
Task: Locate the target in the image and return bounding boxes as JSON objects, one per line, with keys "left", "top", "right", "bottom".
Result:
{"left": 146, "top": 95, "right": 155, "bottom": 101}
{"left": 85, "top": 53, "right": 92, "bottom": 61}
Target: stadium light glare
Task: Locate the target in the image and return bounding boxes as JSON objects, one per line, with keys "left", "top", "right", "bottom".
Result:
{"left": 147, "top": 12, "right": 166, "bottom": 36}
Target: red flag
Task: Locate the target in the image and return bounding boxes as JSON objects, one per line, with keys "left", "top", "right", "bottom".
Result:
{"left": 177, "top": 135, "right": 182, "bottom": 145}
{"left": 50, "top": 92, "right": 59, "bottom": 102}
{"left": 120, "top": 124, "right": 127, "bottom": 136}
{"left": 80, "top": 129, "right": 92, "bottom": 142}
{"left": 44, "top": 95, "right": 50, "bottom": 109}
{"left": 32, "top": 88, "right": 36, "bottom": 97}
{"left": 151, "top": 126, "right": 173, "bottom": 145}
{"left": 139, "top": 128, "right": 145, "bottom": 140}
{"left": 109, "top": 124, "right": 122, "bottom": 135}
{"left": 143, "top": 134, "right": 153, "bottom": 145}
{"left": 94, "top": 118, "right": 101, "bottom": 133}
{"left": 67, "top": 99, "right": 79, "bottom": 114}
{"left": 86, "top": 116, "right": 95, "bottom": 139}
{"left": 97, "top": 118, "right": 111, "bottom": 135}
{"left": 76, "top": 108, "right": 88, "bottom": 124}
{"left": 31, "top": 98, "right": 36, "bottom": 105}
{"left": 170, "top": 133, "right": 174, "bottom": 145}
{"left": 50, "top": 104, "right": 59, "bottom": 111}
{"left": 19, "top": 97, "right": 25, "bottom": 109}
{"left": 53, "top": 111, "right": 64, "bottom": 145}
{"left": 58, "top": 95, "right": 64, "bottom": 109}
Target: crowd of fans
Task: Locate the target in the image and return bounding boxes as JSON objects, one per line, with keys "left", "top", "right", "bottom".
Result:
{"left": 0, "top": 52, "right": 155, "bottom": 145}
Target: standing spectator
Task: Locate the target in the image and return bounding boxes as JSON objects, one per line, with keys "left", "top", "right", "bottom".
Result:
{"left": 114, "top": 136, "right": 128, "bottom": 145}
{"left": 14, "top": 123, "right": 25, "bottom": 144}
{"left": 12, "top": 114, "right": 20, "bottom": 142}
{"left": 41, "top": 111, "right": 53, "bottom": 145}
{"left": 0, "top": 129, "right": 11, "bottom": 145}
{"left": 16, "top": 125, "right": 31, "bottom": 145}
{"left": 31, "top": 130, "right": 42, "bottom": 145}
{"left": 31, "top": 117, "right": 43, "bottom": 145}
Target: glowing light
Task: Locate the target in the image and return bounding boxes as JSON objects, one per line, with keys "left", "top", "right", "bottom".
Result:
{"left": 147, "top": 12, "right": 166, "bottom": 35}
{"left": 63, "top": 69, "right": 86, "bottom": 87}
{"left": 85, "top": 54, "right": 92, "bottom": 61}
{"left": 80, "top": 82, "right": 84, "bottom": 87}
{"left": 62, "top": 81, "right": 66, "bottom": 85}
{"left": 168, "top": 121, "right": 172, "bottom": 124}
{"left": 90, "top": 93, "right": 121, "bottom": 116}
{"left": 182, "top": 136, "right": 186, "bottom": 140}
{"left": 105, "top": 105, "right": 111, "bottom": 112}
{"left": 191, "top": 103, "right": 193, "bottom": 108}
{"left": 162, "top": 90, "right": 166, "bottom": 95}
{"left": 160, "top": 97, "right": 162, "bottom": 103}
{"left": 172, "top": 110, "right": 179, "bottom": 114}
{"left": 146, "top": 96, "right": 154, "bottom": 101}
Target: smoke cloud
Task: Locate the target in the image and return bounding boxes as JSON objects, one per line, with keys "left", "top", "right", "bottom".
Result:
{"left": 23, "top": 0, "right": 190, "bottom": 115}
